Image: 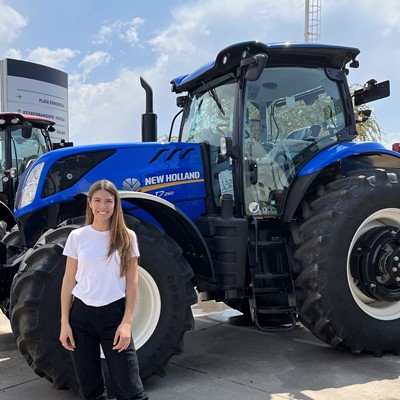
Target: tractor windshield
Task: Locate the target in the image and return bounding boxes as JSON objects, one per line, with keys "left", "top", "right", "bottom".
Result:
{"left": 0, "top": 127, "right": 49, "bottom": 174}
{"left": 243, "top": 66, "right": 346, "bottom": 216}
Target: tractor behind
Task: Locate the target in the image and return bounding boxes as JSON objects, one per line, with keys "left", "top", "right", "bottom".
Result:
{"left": 0, "top": 112, "right": 72, "bottom": 237}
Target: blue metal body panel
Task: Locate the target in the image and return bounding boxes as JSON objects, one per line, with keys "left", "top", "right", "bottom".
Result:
{"left": 298, "top": 142, "right": 400, "bottom": 176}
{"left": 14, "top": 142, "right": 206, "bottom": 220}
{"left": 172, "top": 61, "right": 215, "bottom": 88}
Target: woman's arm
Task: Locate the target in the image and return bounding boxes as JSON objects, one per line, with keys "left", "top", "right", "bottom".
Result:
{"left": 59, "top": 256, "right": 78, "bottom": 351}
{"left": 113, "top": 256, "right": 139, "bottom": 352}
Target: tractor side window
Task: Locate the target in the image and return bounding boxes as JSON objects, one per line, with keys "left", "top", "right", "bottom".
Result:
{"left": 180, "top": 77, "right": 237, "bottom": 207}
{"left": 243, "top": 67, "right": 345, "bottom": 216}
{"left": 181, "top": 78, "right": 236, "bottom": 146}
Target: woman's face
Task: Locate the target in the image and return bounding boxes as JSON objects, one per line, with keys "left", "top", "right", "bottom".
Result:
{"left": 89, "top": 189, "right": 115, "bottom": 223}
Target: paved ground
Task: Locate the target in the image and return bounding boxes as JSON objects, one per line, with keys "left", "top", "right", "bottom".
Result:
{"left": 1, "top": 302, "right": 400, "bottom": 400}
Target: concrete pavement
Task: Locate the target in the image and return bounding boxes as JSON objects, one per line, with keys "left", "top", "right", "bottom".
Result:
{"left": 1, "top": 303, "right": 400, "bottom": 400}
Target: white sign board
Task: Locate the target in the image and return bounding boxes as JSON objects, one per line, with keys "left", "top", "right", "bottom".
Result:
{"left": 0, "top": 58, "right": 69, "bottom": 142}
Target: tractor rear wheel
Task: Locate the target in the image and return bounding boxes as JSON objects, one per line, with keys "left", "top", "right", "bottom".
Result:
{"left": 10, "top": 215, "right": 197, "bottom": 391}
{"left": 291, "top": 169, "right": 400, "bottom": 355}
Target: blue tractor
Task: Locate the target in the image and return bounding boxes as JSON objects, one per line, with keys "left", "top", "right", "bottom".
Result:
{"left": 2, "top": 41, "right": 399, "bottom": 392}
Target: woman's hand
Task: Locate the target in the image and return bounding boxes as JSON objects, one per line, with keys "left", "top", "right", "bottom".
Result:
{"left": 60, "top": 256, "right": 77, "bottom": 352}
{"left": 59, "top": 322, "right": 76, "bottom": 351}
{"left": 112, "top": 322, "right": 132, "bottom": 352}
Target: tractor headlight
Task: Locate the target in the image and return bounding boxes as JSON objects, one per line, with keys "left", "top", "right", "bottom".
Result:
{"left": 19, "top": 162, "right": 44, "bottom": 208}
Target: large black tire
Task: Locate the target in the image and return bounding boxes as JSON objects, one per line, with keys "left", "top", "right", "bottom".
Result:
{"left": 290, "top": 169, "right": 400, "bottom": 355}
{"left": 0, "top": 227, "right": 24, "bottom": 317}
{"left": 10, "top": 225, "right": 81, "bottom": 390}
{"left": 10, "top": 215, "right": 197, "bottom": 391}
{"left": 3, "top": 227, "right": 24, "bottom": 255}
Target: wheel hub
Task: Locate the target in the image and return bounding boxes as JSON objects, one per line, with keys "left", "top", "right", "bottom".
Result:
{"left": 351, "top": 226, "right": 400, "bottom": 302}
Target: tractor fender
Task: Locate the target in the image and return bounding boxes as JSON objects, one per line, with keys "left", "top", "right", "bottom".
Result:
{"left": 118, "top": 191, "right": 214, "bottom": 281}
{"left": 0, "top": 201, "right": 16, "bottom": 231}
{"left": 283, "top": 146, "right": 400, "bottom": 223}
{"left": 297, "top": 141, "right": 399, "bottom": 177}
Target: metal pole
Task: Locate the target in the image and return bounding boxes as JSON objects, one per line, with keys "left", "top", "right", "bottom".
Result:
{"left": 304, "top": 0, "right": 310, "bottom": 42}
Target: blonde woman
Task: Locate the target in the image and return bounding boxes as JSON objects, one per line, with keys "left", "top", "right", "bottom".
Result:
{"left": 60, "top": 179, "right": 148, "bottom": 400}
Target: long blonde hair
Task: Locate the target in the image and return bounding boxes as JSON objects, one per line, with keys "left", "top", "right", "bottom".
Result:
{"left": 86, "top": 180, "right": 133, "bottom": 277}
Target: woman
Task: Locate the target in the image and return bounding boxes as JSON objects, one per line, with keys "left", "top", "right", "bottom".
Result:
{"left": 60, "top": 179, "right": 148, "bottom": 400}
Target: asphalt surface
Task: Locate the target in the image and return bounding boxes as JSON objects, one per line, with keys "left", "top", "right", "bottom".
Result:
{"left": 1, "top": 302, "right": 400, "bottom": 400}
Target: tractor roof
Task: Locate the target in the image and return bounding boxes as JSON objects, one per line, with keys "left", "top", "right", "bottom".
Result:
{"left": 171, "top": 41, "right": 360, "bottom": 93}
{"left": 0, "top": 112, "right": 55, "bottom": 128}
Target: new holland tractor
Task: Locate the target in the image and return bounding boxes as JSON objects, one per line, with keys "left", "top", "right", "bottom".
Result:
{"left": 2, "top": 41, "right": 399, "bottom": 392}
{"left": 0, "top": 112, "right": 59, "bottom": 239}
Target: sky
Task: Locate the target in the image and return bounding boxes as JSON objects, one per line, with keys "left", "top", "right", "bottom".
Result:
{"left": 0, "top": 0, "right": 399, "bottom": 148}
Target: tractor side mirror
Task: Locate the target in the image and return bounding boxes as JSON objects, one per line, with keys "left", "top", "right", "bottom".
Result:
{"left": 354, "top": 80, "right": 390, "bottom": 106}
{"left": 9, "top": 123, "right": 32, "bottom": 138}
{"left": 240, "top": 53, "right": 268, "bottom": 82}
{"left": 21, "top": 124, "right": 32, "bottom": 138}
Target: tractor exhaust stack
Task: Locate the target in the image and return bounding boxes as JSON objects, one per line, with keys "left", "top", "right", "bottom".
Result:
{"left": 140, "top": 77, "right": 157, "bottom": 142}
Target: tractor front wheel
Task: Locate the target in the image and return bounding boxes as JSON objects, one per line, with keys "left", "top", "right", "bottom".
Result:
{"left": 10, "top": 215, "right": 197, "bottom": 391}
{"left": 0, "top": 227, "right": 24, "bottom": 317}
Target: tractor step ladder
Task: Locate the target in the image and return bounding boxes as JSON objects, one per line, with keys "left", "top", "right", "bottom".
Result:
{"left": 248, "top": 221, "right": 297, "bottom": 332}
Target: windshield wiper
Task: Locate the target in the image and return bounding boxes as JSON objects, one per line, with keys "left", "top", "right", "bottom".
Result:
{"left": 202, "top": 81, "right": 225, "bottom": 116}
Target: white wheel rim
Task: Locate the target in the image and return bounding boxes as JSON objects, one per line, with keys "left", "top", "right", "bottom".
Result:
{"left": 132, "top": 266, "right": 161, "bottom": 349}
{"left": 348, "top": 208, "right": 400, "bottom": 320}
{"left": 100, "top": 266, "right": 161, "bottom": 358}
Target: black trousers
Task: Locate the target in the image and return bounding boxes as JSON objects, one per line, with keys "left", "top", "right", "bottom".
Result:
{"left": 70, "top": 297, "right": 148, "bottom": 400}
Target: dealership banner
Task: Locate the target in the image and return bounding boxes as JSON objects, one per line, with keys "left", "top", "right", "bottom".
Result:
{"left": 0, "top": 58, "right": 69, "bottom": 142}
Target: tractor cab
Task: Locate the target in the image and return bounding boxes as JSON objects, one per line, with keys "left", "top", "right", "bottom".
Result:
{"left": 173, "top": 41, "right": 390, "bottom": 219}
{"left": 0, "top": 113, "right": 55, "bottom": 231}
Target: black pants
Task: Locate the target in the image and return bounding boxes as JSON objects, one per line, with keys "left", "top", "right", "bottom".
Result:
{"left": 70, "top": 297, "right": 148, "bottom": 400}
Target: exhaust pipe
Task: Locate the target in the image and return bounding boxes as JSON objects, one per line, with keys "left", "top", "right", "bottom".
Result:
{"left": 140, "top": 77, "right": 157, "bottom": 142}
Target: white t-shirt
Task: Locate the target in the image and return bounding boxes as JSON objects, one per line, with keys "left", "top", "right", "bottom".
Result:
{"left": 63, "top": 225, "right": 140, "bottom": 307}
